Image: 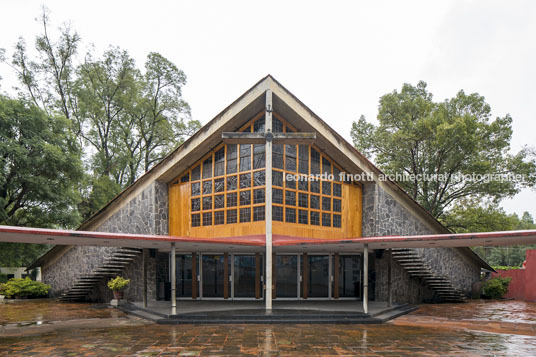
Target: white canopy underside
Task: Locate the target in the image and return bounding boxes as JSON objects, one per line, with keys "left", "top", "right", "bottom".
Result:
{"left": 1, "top": 225, "right": 536, "bottom": 253}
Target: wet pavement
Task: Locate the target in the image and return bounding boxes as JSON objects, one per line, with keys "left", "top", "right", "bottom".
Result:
{"left": 409, "top": 299, "right": 536, "bottom": 323}
{"left": 0, "top": 299, "right": 126, "bottom": 325}
{"left": 1, "top": 299, "right": 536, "bottom": 356}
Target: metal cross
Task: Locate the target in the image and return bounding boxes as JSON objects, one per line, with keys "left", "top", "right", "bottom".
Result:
{"left": 222, "top": 89, "right": 315, "bottom": 310}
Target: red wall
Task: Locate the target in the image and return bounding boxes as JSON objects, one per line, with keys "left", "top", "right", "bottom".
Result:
{"left": 493, "top": 269, "right": 526, "bottom": 300}
{"left": 525, "top": 250, "right": 536, "bottom": 301}
{"left": 491, "top": 249, "right": 536, "bottom": 302}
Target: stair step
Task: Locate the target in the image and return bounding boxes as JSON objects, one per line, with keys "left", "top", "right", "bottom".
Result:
{"left": 424, "top": 278, "right": 449, "bottom": 281}
{"left": 100, "top": 263, "right": 129, "bottom": 267}
{"left": 397, "top": 259, "right": 424, "bottom": 264}
{"left": 117, "top": 248, "right": 142, "bottom": 253}
{"left": 402, "top": 268, "right": 430, "bottom": 271}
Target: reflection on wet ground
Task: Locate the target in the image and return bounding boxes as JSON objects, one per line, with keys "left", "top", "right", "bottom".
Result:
{"left": 2, "top": 322, "right": 536, "bottom": 356}
{"left": 410, "top": 299, "right": 536, "bottom": 323}
{"left": 0, "top": 299, "right": 535, "bottom": 356}
{"left": 0, "top": 299, "right": 125, "bottom": 325}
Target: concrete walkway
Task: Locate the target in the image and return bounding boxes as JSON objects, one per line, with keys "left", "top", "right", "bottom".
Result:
{"left": 124, "top": 300, "right": 415, "bottom": 324}
{"left": 133, "top": 300, "right": 395, "bottom": 316}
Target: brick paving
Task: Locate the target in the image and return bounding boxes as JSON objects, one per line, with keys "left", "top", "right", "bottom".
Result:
{"left": 1, "top": 300, "right": 536, "bottom": 356}
{"left": 409, "top": 300, "right": 536, "bottom": 323}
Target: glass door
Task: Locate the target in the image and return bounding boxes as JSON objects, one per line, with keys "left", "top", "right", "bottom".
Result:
{"left": 175, "top": 254, "right": 194, "bottom": 297}
{"left": 307, "top": 255, "right": 330, "bottom": 298}
{"left": 233, "top": 255, "right": 258, "bottom": 298}
{"left": 201, "top": 254, "right": 229, "bottom": 298}
{"left": 275, "top": 255, "right": 298, "bottom": 298}
{"left": 338, "top": 255, "right": 361, "bottom": 298}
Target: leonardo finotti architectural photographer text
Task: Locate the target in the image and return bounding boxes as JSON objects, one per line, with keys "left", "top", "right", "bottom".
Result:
{"left": 284, "top": 172, "right": 533, "bottom": 183}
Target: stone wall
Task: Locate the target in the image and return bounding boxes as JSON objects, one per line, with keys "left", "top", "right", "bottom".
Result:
{"left": 42, "top": 180, "right": 169, "bottom": 302}
{"left": 42, "top": 246, "right": 117, "bottom": 297}
{"left": 373, "top": 251, "right": 435, "bottom": 304}
{"left": 363, "top": 182, "right": 481, "bottom": 302}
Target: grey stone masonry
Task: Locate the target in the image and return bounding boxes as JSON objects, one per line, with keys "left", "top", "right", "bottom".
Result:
{"left": 43, "top": 246, "right": 118, "bottom": 298}
{"left": 98, "top": 181, "right": 168, "bottom": 235}
{"left": 42, "top": 180, "right": 169, "bottom": 302}
{"left": 363, "top": 182, "right": 481, "bottom": 302}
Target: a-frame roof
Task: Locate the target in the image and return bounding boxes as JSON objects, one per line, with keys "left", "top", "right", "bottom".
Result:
{"left": 73, "top": 75, "right": 490, "bottom": 269}
{"left": 80, "top": 75, "right": 445, "bottom": 234}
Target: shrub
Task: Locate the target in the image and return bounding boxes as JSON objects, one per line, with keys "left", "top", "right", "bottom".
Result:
{"left": 107, "top": 276, "right": 130, "bottom": 291}
{"left": 0, "top": 283, "right": 6, "bottom": 295}
{"left": 492, "top": 265, "right": 521, "bottom": 271}
{"left": 481, "top": 276, "right": 512, "bottom": 299}
{"left": 0, "top": 273, "right": 8, "bottom": 284}
{"left": 2, "top": 277, "right": 50, "bottom": 298}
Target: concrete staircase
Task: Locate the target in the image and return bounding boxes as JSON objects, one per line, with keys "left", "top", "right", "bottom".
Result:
{"left": 391, "top": 248, "right": 466, "bottom": 302}
{"left": 59, "top": 248, "right": 142, "bottom": 302}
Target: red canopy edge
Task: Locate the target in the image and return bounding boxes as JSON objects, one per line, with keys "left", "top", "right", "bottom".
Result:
{"left": 2, "top": 225, "right": 536, "bottom": 248}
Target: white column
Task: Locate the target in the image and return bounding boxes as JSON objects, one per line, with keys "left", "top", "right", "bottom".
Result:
{"left": 265, "top": 89, "right": 273, "bottom": 310}
{"left": 363, "top": 244, "right": 368, "bottom": 314}
{"left": 171, "top": 242, "right": 176, "bottom": 315}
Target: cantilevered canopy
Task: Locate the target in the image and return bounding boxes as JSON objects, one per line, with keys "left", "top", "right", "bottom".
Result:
{"left": 2, "top": 225, "right": 536, "bottom": 253}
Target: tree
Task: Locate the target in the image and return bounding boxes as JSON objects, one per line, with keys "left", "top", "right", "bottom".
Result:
{"left": 441, "top": 200, "right": 520, "bottom": 233}
{"left": 4, "top": 8, "right": 81, "bottom": 128}
{"left": 351, "top": 81, "right": 535, "bottom": 218}
{"left": 442, "top": 201, "right": 536, "bottom": 266}
{"left": 0, "top": 243, "right": 51, "bottom": 267}
{"left": 0, "top": 95, "right": 83, "bottom": 227}
{"left": 2, "top": 10, "right": 200, "bottom": 220}
{"left": 75, "top": 47, "right": 138, "bottom": 181}
{"left": 0, "top": 95, "right": 83, "bottom": 267}
{"left": 138, "top": 52, "right": 196, "bottom": 174}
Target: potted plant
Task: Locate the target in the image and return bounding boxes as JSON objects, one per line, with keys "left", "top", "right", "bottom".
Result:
{"left": 107, "top": 276, "right": 130, "bottom": 300}
{"left": 0, "top": 283, "right": 6, "bottom": 301}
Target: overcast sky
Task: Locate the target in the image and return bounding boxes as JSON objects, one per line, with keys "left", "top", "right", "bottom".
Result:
{"left": 1, "top": 0, "right": 535, "bottom": 217}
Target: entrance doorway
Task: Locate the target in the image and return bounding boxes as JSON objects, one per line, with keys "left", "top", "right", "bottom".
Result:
{"left": 175, "top": 254, "right": 195, "bottom": 298}
{"left": 306, "top": 255, "right": 330, "bottom": 298}
{"left": 337, "top": 255, "right": 361, "bottom": 298}
{"left": 201, "top": 254, "right": 229, "bottom": 298}
{"left": 275, "top": 255, "right": 299, "bottom": 298}
{"left": 169, "top": 252, "right": 364, "bottom": 301}
{"left": 233, "top": 255, "right": 261, "bottom": 299}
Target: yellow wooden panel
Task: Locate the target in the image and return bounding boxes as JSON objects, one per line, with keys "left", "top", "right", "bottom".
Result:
{"left": 169, "top": 183, "right": 180, "bottom": 236}
{"left": 190, "top": 221, "right": 265, "bottom": 239}
{"left": 273, "top": 221, "right": 347, "bottom": 239}
{"left": 169, "top": 183, "right": 189, "bottom": 236}
{"left": 345, "top": 184, "right": 362, "bottom": 237}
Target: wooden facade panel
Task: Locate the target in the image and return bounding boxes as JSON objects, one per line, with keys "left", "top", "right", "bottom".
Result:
{"left": 169, "top": 183, "right": 189, "bottom": 237}
{"left": 168, "top": 112, "right": 363, "bottom": 240}
{"left": 189, "top": 221, "right": 265, "bottom": 238}
{"left": 170, "top": 178, "right": 363, "bottom": 239}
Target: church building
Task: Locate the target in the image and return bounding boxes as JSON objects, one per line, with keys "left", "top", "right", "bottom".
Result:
{"left": 29, "top": 75, "right": 492, "bottom": 310}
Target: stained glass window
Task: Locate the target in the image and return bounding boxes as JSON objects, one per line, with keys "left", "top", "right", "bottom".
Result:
{"left": 181, "top": 113, "right": 351, "bottom": 230}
